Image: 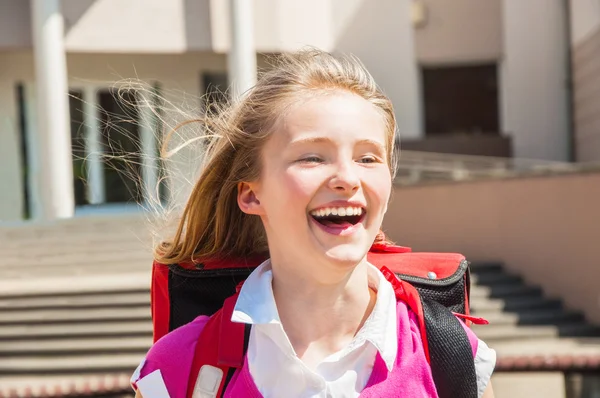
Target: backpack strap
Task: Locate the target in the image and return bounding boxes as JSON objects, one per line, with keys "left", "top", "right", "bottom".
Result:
{"left": 189, "top": 268, "right": 478, "bottom": 398}
{"left": 151, "top": 262, "right": 171, "bottom": 343}
{"left": 422, "top": 297, "right": 478, "bottom": 398}
{"left": 186, "top": 294, "right": 249, "bottom": 398}
{"left": 380, "top": 266, "right": 478, "bottom": 398}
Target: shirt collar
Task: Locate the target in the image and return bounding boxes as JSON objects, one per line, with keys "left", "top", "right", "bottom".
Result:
{"left": 231, "top": 260, "right": 398, "bottom": 372}
{"left": 231, "top": 259, "right": 281, "bottom": 325}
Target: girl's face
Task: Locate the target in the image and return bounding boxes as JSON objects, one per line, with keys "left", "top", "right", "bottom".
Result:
{"left": 239, "top": 92, "right": 392, "bottom": 275}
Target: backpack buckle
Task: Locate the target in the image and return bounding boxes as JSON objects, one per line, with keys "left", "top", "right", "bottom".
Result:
{"left": 380, "top": 266, "right": 404, "bottom": 297}
{"left": 193, "top": 365, "right": 224, "bottom": 398}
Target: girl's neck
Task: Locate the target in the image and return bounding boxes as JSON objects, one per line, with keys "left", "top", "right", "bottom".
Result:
{"left": 270, "top": 256, "right": 377, "bottom": 369}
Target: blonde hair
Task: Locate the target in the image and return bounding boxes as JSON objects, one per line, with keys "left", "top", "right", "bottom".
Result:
{"left": 155, "top": 49, "right": 398, "bottom": 265}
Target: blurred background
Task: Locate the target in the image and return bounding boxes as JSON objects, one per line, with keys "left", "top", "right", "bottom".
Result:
{"left": 1, "top": 0, "right": 600, "bottom": 397}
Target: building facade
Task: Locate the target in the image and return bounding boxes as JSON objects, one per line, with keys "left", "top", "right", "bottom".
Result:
{"left": 0, "top": 0, "right": 597, "bottom": 222}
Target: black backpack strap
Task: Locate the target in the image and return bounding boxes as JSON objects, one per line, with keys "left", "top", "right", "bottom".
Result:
{"left": 422, "top": 296, "right": 478, "bottom": 398}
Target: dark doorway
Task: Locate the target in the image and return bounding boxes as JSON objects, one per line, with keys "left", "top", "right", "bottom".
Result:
{"left": 69, "top": 90, "right": 88, "bottom": 206}
{"left": 202, "top": 72, "right": 228, "bottom": 112}
{"left": 422, "top": 64, "right": 499, "bottom": 135}
{"left": 98, "top": 89, "right": 143, "bottom": 204}
{"left": 15, "top": 83, "right": 30, "bottom": 218}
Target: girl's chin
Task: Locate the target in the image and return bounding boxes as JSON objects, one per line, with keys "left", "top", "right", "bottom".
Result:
{"left": 322, "top": 245, "right": 370, "bottom": 267}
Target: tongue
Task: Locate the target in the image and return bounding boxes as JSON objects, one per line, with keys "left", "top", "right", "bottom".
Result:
{"left": 320, "top": 220, "right": 353, "bottom": 228}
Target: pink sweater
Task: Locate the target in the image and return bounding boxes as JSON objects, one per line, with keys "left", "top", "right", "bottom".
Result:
{"left": 134, "top": 300, "right": 478, "bottom": 397}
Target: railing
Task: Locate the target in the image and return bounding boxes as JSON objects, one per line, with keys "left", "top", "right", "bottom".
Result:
{"left": 394, "top": 151, "right": 600, "bottom": 185}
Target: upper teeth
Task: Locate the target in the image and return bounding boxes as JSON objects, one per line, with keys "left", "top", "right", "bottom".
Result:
{"left": 310, "top": 207, "right": 363, "bottom": 217}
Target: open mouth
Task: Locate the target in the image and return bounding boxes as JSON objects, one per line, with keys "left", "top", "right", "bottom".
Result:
{"left": 309, "top": 206, "right": 365, "bottom": 228}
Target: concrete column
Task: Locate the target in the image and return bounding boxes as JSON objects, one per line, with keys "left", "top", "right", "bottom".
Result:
{"left": 138, "top": 89, "right": 160, "bottom": 207}
{"left": 228, "top": 0, "right": 257, "bottom": 99}
{"left": 501, "top": 0, "right": 570, "bottom": 161}
{"left": 82, "top": 86, "right": 105, "bottom": 205}
{"left": 31, "top": 0, "right": 74, "bottom": 219}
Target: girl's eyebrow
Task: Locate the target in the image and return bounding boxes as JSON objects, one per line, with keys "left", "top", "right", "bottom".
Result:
{"left": 289, "top": 137, "right": 386, "bottom": 152}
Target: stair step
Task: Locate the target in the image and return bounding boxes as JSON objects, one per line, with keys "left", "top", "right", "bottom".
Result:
{"left": 472, "top": 324, "right": 560, "bottom": 340}
{"left": 4, "top": 235, "right": 148, "bottom": 252}
{"left": 0, "top": 260, "right": 151, "bottom": 279}
{"left": 0, "top": 321, "right": 152, "bottom": 340}
{"left": 0, "top": 336, "right": 152, "bottom": 355}
{"left": 469, "top": 262, "right": 505, "bottom": 276}
{"left": 2, "top": 250, "right": 149, "bottom": 265}
{"left": 0, "top": 272, "right": 150, "bottom": 297}
{"left": 0, "top": 373, "right": 132, "bottom": 395}
{"left": 0, "top": 353, "right": 143, "bottom": 373}
{"left": 473, "top": 309, "right": 585, "bottom": 326}
{"left": 488, "top": 337, "right": 600, "bottom": 357}
{"left": 0, "top": 291, "right": 150, "bottom": 310}
{"left": 470, "top": 284, "right": 542, "bottom": 299}
{"left": 0, "top": 306, "right": 150, "bottom": 325}
{"left": 471, "top": 272, "right": 522, "bottom": 285}
{"left": 470, "top": 296, "right": 563, "bottom": 312}
{"left": 472, "top": 323, "right": 600, "bottom": 342}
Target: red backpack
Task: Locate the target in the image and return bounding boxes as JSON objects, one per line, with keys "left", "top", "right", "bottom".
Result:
{"left": 150, "top": 243, "right": 485, "bottom": 398}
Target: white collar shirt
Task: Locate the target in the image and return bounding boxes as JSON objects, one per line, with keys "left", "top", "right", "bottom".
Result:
{"left": 230, "top": 260, "right": 496, "bottom": 398}
{"left": 231, "top": 260, "right": 398, "bottom": 398}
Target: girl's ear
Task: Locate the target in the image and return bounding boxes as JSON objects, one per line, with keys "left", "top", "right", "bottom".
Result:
{"left": 237, "top": 182, "right": 263, "bottom": 215}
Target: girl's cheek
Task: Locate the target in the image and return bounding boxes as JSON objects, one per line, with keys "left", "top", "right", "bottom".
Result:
{"left": 365, "top": 172, "right": 393, "bottom": 204}
{"left": 278, "top": 172, "right": 316, "bottom": 200}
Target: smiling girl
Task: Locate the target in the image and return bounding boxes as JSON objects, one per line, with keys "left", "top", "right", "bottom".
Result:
{"left": 132, "top": 50, "right": 495, "bottom": 398}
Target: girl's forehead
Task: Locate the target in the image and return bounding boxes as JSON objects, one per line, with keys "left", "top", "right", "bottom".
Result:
{"left": 276, "top": 93, "right": 387, "bottom": 142}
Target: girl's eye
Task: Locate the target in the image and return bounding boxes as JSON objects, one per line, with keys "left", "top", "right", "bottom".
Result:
{"left": 300, "top": 156, "right": 323, "bottom": 163}
{"left": 358, "top": 156, "right": 378, "bottom": 164}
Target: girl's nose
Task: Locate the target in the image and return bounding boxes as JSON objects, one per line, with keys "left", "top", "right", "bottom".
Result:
{"left": 328, "top": 162, "right": 360, "bottom": 192}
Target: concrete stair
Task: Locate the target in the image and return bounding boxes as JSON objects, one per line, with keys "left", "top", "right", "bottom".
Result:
{"left": 2, "top": 215, "right": 600, "bottom": 394}
{"left": 0, "top": 215, "right": 153, "bottom": 394}
{"left": 470, "top": 262, "right": 600, "bottom": 357}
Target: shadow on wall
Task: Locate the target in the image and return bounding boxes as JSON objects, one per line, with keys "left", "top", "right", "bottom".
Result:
{"left": 62, "top": 0, "right": 96, "bottom": 34}
{"left": 183, "top": 0, "right": 212, "bottom": 50}
{"left": 0, "top": 0, "right": 95, "bottom": 48}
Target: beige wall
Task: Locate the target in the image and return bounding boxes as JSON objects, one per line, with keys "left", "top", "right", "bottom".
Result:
{"left": 383, "top": 171, "right": 600, "bottom": 324}
{"left": 570, "top": 0, "right": 600, "bottom": 161}
{"left": 492, "top": 373, "right": 566, "bottom": 398}
{"left": 0, "top": 0, "right": 504, "bottom": 64}
{"left": 573, "top": 28, "right": 600, "bottom": 162}
{"left": 211, "top": 0, "right": 333, "bottom": 53}
{"left": 0, "top": 0, "right": 333, "bottom": 53}
{"left": 333, "top": 0, "right": 423, "bottom": 139}
{"left": 501, "top": 0, "right": 570, "bottom": 161}
{"left": 570, "top": 0, "right": 600, "bottom": 44}
{"left": 62, "top": 0, "right": 212, "bottom": 52}
{"left": 414, "top": 0, "right": 502, "bottom": 65}
{"left": 0, "top": 0, "right": 212, "bottom": 52}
